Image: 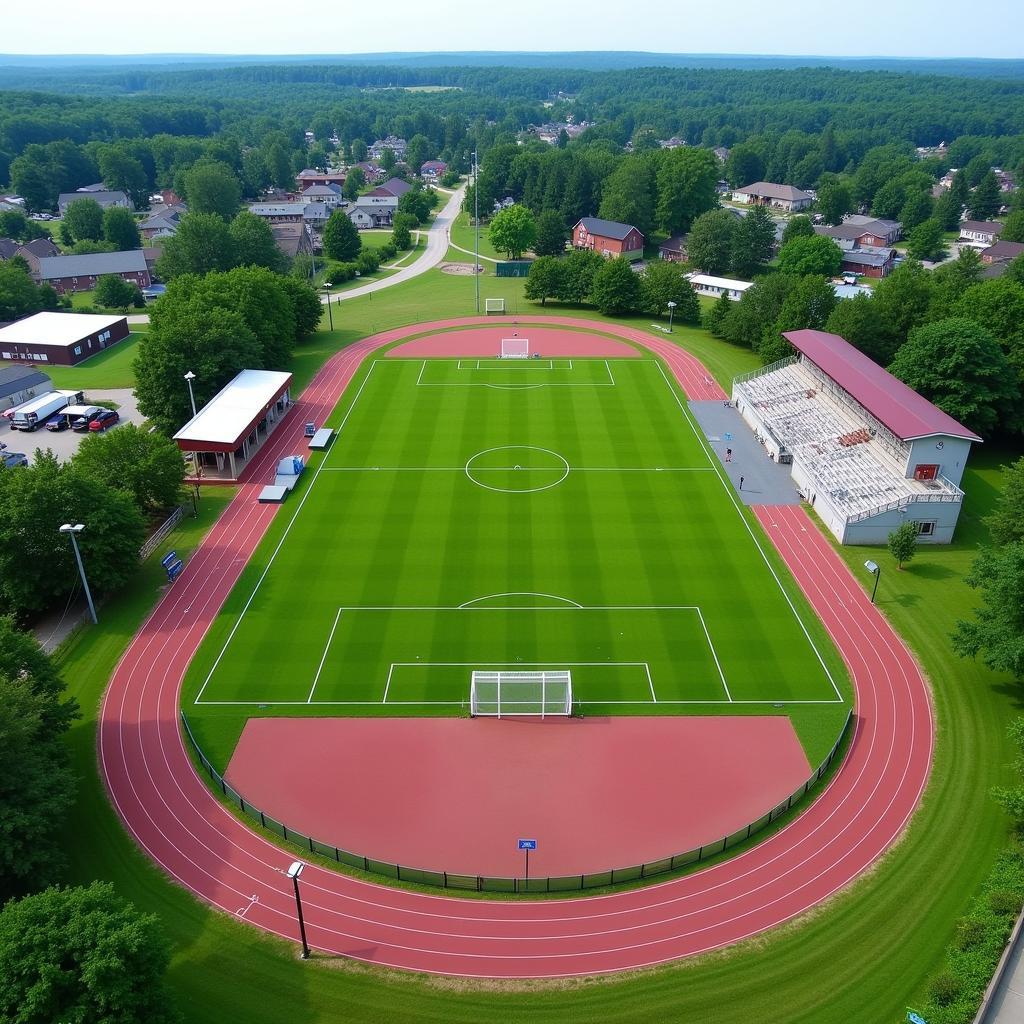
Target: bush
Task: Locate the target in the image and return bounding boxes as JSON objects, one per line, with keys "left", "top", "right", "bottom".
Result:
{"left": 928, "top": 970, "right": 962, "bottom": 1007}
{"left": 356, "top": 249, "right": 381, "bottom": 276}
{"left": 327, "top": 261, "right": 357, "bottom": 283}
{"left": 377, "top": 242, "right": 397, "bottom": 262}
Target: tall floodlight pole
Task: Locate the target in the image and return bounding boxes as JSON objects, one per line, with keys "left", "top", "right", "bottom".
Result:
{"left": 474, "top": 149, "right": 481, "bottom": 314}
{"left": 322, "top": 282, "right": 334, "bottom": 331}
{"left": 59, "top": 523, "right": 97, "bottom": 624}
{"left": 183, "top": 371, "right": 197, "bottom": 418}
{"left": 667, "top": 300, "right": 677, "bottom": 333}
{"left": 864, "top": 560, "right": 881, "bottom": 604}
{"left": 287, "top": 861, "right": 310, "bottom": 959}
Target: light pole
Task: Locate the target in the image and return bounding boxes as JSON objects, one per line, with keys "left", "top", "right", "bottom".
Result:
{"left": 183, "top": 371, "right": 197, "bottom": 419}
{"left": 667, "top": 300, "right": 677, "bottom": 332}
{"left": 864, "top": 559, "right": 881, "bottom": 604}
{"left": 473, "top": 149, "right": 480, "bottom": 315}
{"left": 322, "top": 282, "right": 334, "bottom": 331}
{"left": 287, "top": 861, "right": 310, "bottom": 959}
{"left": 59, "top": 524, "right": 97, "bottom": 624}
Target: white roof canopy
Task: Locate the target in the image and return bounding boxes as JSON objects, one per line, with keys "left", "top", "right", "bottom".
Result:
{"left": 173, "top": 369, "right": 292, "bottom": 449}
{"left": 0, "top": 311, "right": 125, "bottom": 348}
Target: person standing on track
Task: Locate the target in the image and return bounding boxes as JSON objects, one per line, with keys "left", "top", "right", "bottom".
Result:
{"left": 739, "top": 475, "right": 744, "bottom": 490}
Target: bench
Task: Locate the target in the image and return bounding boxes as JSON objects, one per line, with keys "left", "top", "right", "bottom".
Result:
{"left": 307, "top": 427, "right": 334, "bottom": 451}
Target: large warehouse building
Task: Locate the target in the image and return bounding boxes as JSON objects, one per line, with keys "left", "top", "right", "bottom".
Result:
{"left": 0, "top": 311, "right": 129, "bottom": 366}
{"left": 733, "top": 329, "right": 980, "bottom": 545}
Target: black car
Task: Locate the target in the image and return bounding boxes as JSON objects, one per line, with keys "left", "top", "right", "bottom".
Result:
{"left": 45, "top": 413, "right": 70, "bottom": 431}
{"left": 71, "top": 407, "right": 103, "bottom": 432}
{"left": 1, "top": 451, "right": 28, "bottom": 468}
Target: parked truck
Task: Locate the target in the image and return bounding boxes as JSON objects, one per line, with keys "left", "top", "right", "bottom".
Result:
{"left": 10, "top": 390, "right": 85, "bottom": 432}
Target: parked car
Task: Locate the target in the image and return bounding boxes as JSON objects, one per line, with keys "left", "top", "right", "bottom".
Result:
{"left": 88, "top": 409, "right": 119, "bottom": 432}
{"left": 71, "top": 406, "right": 103, "bottom": 432}
{"left": 45, "top": 413, "right": 70, "bottom": 431}
{"left": 1, "top": 451, "right": 29, "bottom": 468}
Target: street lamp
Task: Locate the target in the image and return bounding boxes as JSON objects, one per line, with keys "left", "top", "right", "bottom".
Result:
{"left": 473, "top": 149, "right": 480, "bottom": 315}
{"left": 183, "top": 371, "right": 197, "bottom": 418}
{"left": 287, "top": 861, "right": 310, "bottom": 959}
{"left": 864, "top": 559, "right": 881, "bottom": 604}
{"left": 59, "top": 524, "right": 97, "bottom": 624}
{"left": 667, "top": 300, "right": 677, "bottom": 333}
{"left": 322, "top": 282, "right": 334, "bottom": 331}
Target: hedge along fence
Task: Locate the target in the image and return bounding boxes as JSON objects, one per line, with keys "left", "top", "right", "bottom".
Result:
{"left": 180, "top": 709, "right": 851, "bottom": 894}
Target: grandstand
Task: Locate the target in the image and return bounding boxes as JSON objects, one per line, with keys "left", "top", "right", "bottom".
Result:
{"left": 732, "top": 329, "right": 981, "bottom": 545}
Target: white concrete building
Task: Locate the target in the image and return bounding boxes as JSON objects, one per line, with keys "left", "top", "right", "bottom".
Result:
{"left": 687, "top": 274, "right": 754, "bottom": 301}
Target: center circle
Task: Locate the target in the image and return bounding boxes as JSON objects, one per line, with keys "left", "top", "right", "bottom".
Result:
{"left": 465, "top": 445, "right": 570, "bottom": 493}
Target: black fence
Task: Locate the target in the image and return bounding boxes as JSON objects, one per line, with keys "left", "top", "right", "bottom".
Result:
{"left": 181, "top": 709, "right": 852, "bottom": 894}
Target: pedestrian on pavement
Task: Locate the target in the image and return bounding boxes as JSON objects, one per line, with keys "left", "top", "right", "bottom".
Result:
{"left": 739, "top": 475, "right": 744, "bottom": 490}
{"left": 725, "top": 448, "right": 732, "bottom": 463}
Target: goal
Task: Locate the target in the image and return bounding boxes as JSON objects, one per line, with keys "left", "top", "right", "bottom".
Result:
{"left": 470, "top": 670, "right": 573, "bottom": 718}
{"left": 485, "top": 298, "right": 506, "bottom": 315}
{"left": 500, "top": 337, "right": 529, "bottom": 359}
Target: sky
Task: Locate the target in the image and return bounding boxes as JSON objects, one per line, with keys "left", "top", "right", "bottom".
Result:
{"left": 2, "top": 0, "right": 1023, "bottom": 59}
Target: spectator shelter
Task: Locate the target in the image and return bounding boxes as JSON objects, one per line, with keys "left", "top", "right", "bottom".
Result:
{"left": 0, "top": 311, "right": 129, "bottom": 366}
{"left": 173, "top": 369, "right": 293, "bottom": 481}
{"left": 733, "top": 329, "right": 979, "bottom": 545}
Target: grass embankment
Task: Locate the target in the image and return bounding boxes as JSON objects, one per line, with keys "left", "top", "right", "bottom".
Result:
{"left": 52, "top": 267, "right": 1024, "bottom": 1022}
{"left": 42, "top": 332, "right": 143, "bottom": 390}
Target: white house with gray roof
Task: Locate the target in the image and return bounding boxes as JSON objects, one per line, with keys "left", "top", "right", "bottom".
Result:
{"left": 733, "top": 182, "right": 812, "bottom": 212}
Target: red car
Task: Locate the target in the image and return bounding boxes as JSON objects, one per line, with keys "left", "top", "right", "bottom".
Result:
{"left": 88, "top": 409, "right": 120, "bottom": 432}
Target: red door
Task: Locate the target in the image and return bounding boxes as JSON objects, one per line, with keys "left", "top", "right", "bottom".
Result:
{"left": 914, "top": 464, "right": 939, "bottom": 481}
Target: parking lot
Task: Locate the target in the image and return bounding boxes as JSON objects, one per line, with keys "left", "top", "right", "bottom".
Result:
{"left": 0, "top": 388, "right": 144, "bottom": 462}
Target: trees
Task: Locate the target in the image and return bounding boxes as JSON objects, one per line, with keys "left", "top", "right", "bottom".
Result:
{"left": 899, "top": 190, "right": 935, "bottom": 230}
{"left": 686, "top": 209, "right": 739, "bottom": 275}
{"left": 534, "top": 209, "right": 568, "bottom": 257}
{"left": 0, "top": 262, "right": 60, "bottom": 322}
{"left": 703, "top": 291, "right": 735, "bottom": 338}
{"left": 888, "top": 521, "right": 919, "bottom": 570}
{"left": 781, "top": 215, "right": 815, "bottom": 244}
{"left": 870, "top": 259, "right": 936, "bottom": 359}
{"left": 1000, "top": 209, "right": 1024, "bottom": 244}
{"left": 640, "top": 260, "right": 700, "bottom": 322}
{"left": 906, "top": 218, "right": 947, "bottom": 262}
{"left": 397, "top": 185, "right": 435, "bottom": 225}
{"left": 102, "top": 205, "right": 141, "bottom": 251}
{"left": 0, "top": 452, "right": 145, "bottom": 615}
{"left": 94, "top": 274, "right": 141, "bottom": 311}
{"left": 933, "top": 188, "right": 964, "bottom": 232}
{"left": 278, "top": 276, "right": 324, "bottom": 340}
{"left": 62, "top": 197, "right": 104, "bottom": 243}
{"left": 725, "top": 144, "right": 765, "bottom": 189}
{"left": 342, "top": 166, "right": 364, "bottom": 201}
{"left": 0, "top": 617, "right": 77, "bottom": 900}
{"left": 731, "top": 205, "right": 776, "bottom": 276}
{"left": 97, "top": 145, "right": 149, "bottom": 208}
{"left": 777, "top": 234, "right": 843, "bottom": 277}
{"left": 229, "top": 210, "right": 287, "bottom": 272}
{"left": 322, "top": 210, "right": 361, "bottom": 262}
{"left": 987, "top": 457, "right": 1024, "bottom": 547}
{"left": 0, "top": 881, "right": 179, "bottom": 1024}
{"left": 72, "top": 424, "right": 185, "bottom": 512}
{"left": 487, "top": 204, "right": 537, "bottom": 260}
{"left": 182, "top": 161, "right": 241, "bottom": 220}
{"left": 955, "top": 277, "right": 1024, "bottom": 382}
{"left": 889, "top": 318, "right": 1019, "bottom": 438}
{"left": 952, "top": 543, "right": 1024, "bottom": 679}
{"left": 391, "top": 219, "right": 412, "bottom": 251}
{"left": 969, "top": 171, "right": 1001, "bottom": 221}
{"left": 560, "top": 249, "right": 605, "bottom": 305}
{"left": 600, "top": 155, "right": 657, "bottom": 238}
{"left": 724, "top": 273, "right": 799, "bottom": 352}
{"left": 155, "top": 212, "right": 235, "bottom": 280}
{"left": 524, "top": 256, "right": 567, "bottom": 306}
{"left": 654, "top": 147, "right": 719, "bottom": 235}
{"left": 815, "top": 176, "right": 854, "bottom": 226}
{"left": 591, "top": 256, "right": 642, "bottom": 316}
{"left": 825, "top": 293, "right": 889, "bottom": 363}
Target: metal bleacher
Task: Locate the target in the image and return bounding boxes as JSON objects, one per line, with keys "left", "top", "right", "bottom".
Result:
{"left": 736, "top": 361, "right": 960, "bottom": 521}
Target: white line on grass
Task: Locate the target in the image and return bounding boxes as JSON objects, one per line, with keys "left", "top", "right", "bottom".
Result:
{"left": 696, "top": 607, "right": 731, "bottom": 701}
{"left": 195, "top": 697, "right": 844, "bottom": 706}
{"left": 318, "top": 466, "right": 715, "bottom": 473}
{"left": 645, "top": 663, "right": 657, "bottom": 702}
{"left": 306, "top": 607, "right": 343, "bottom": 703}
{"left": 382, "top": 663, "right": 395, "bottom": 703}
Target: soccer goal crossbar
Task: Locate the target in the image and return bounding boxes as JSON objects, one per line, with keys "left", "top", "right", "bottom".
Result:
{"left": 470, "top": 670, "right": 572, "bottom": 718}
{"left": 500, "top": 337, "right": 530, "bottom": 359}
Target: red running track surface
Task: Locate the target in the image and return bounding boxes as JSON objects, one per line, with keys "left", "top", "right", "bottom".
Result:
{"left": 99, "top": 316, "right": 933, "bottom": 978}
{"left": 225, "top": 716, "right": 812, "bottom": 878}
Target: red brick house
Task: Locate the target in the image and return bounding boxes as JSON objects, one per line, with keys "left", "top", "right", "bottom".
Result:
{"left": 0, "top": 311, "right": 129, "bottom": 366}
{"left": 572, "top": 217, "right": 645, "bottom": 261}
{"left": 295, "top": 169, "right": 346, "bottom": 189}
{"left": 34, "top": 250, "right": 150, "bottom": 295}
{"left": 658, "top": 235, "right": 688, "bottom": 262}
{"left": 839, "top": 247, "right": 896, "bottom": 279}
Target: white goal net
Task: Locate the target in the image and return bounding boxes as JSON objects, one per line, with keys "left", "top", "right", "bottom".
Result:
{"left": 500, "top": 337, "right": 530, "bottom": 359}
{"left": 485, "top": 298, "right": 506, "bottom": 314}
{"left": 470, "top": 670, "right": 573, "bottom": 718}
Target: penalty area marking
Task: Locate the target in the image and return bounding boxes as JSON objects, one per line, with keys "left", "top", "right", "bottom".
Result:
{"left": 415, "top": 359, "right": 616, "bottom": 388}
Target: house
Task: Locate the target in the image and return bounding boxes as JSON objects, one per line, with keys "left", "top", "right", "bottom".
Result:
{"left": 839, "top": 247, "right": 897, "bottom": 279}
{"left": 686, "top": 274, "right": 753, "bottom": 301}
{"left": 981, "top": 240, "right": 1024, "bottom": 265}
{"left": 351, "top": 161, "right": 385, "bottom": 184}
{"left": 302, "top": 203, "right": 331, "bottom": 230}
{"left": 733, "top": 182, "right": 813, "bottom": 213}
{"left": 0, "top": 362, "right": 52, "bottom": 410}
{"left": 34, "top": 250, "right": 150, "bottom": 295}
{"left": 658, "top": 235, "right": 688, "bottom": 262}
{"left": 713, "top": 146, "right": 731, "bottom": 164}
{"left": 0, "top": 312, "right": 129, "bottom": 366}
{"left": 75, "top": 182, "right": 107, "bottom": 193}
{"left": 57, "top": 190, "right": 132, "bottom": 215}
{"left": 300, "top": 184, "right": 344, "bottom": 209}
{"left": 420, "top": 160, "right": 447, "bottom": 181}
{"left": 0, "top": 238, "right": 21, "bottom": 261}
{"left": 347, "top": 196, "right": 398, "bottom": 229}
{"left": 370, "top": 177, "right": 413, "bottom": 199}
{"left": 368, "top": 136, "right": 407, "bottom": 161}
{"left": 18, "top": 237, "right": 60, "bottom": 261}
{"left": 248, "top": 202, "right": 306, "bottom": 224}
{"left": 659, "top": 137, "right": 686, "bottom": 150}
{"left": 270, "top": 223, "right": 314, "bottom": 259}
{"left": 295, "top": 169, "right": 347, "bottom": 190}
{"left": 572, "top": 217, "right": 645, "bottom": 261}
{"left": 140, "top": 204, "right": 187, "bottom": 241}
{"left": 142, "top": 248, "right": 162, "bottom": 275}
{"left": 958, "top": 221, "right": 1002, "bottom": 248}
{"left": 816, "top": 216, "right": 903, "bottom": 248}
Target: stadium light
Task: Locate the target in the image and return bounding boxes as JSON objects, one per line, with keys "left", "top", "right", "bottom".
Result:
{"left": 59, "top": 523, "right": 97, "bottom": 624}
{"left": 183, "top": 370, "right": 197, "bottom": 418}
{"left": 287, "top": 861, "right": 310, "bottom": 959}
{"left": 473, "top": 149, "right": 480, "bottom": 314}
{"left": 864, "top": 559, "right": 881, "bottom": 604}
{"left": 667, "top": 300, "right": 677, "bottom": 333}
{"left": 322, "top": 282, "right": 334, "bottom": 331}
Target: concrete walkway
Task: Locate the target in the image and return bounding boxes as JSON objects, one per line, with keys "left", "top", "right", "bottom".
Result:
{"left": 688, "top": 400, "right": 802, "bottom": 506}
{"left": 980, "top": 916, "right": 1024, "bottom": 1023}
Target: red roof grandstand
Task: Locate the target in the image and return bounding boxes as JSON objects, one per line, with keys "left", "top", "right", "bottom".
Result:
{"left": 782, "top": 329, "right": 982, "bottom": 443}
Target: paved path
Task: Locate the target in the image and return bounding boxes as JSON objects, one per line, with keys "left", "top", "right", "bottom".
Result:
{"left": 980, "top": 914, "right": 1024, "bottom": 1023}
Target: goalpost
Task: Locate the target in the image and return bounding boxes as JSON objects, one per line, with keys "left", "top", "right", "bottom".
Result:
{"left": 500, "top": 337, "right": 530, "bottom": 359}
{"left": 470, "top": 670, "right": 573, "bottom": 718}
{"left": 485, "top": 298, "right": 506, "bottom": 315}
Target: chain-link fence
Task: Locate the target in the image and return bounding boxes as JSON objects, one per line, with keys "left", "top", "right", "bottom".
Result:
{"left": 181, "top": 709, "right": 852, "bottom": 894}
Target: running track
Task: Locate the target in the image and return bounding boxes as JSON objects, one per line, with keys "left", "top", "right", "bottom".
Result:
{"left": 98, "top": 316, "right": 933, "bottom": 978}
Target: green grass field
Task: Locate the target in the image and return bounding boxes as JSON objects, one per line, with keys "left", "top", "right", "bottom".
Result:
{"left": 184, "top": 354, "right": 849, "bottom": 768}
{"left": 41, "top": 331, "right": 142, "bottom": 389}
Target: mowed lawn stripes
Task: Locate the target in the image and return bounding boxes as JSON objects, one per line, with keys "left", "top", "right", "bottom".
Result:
{"left": 185, "top": 357, "right": 851, "bottom": 765}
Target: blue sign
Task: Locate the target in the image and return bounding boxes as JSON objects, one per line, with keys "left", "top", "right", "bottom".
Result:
{"left": 161, "top": 550, "right": 177, "bottom": 569}
{"left": 907, "top": 1010, "right": 928, "bottom": 1024}
{"left": 518, "top": 839, "right": 537, "bottom": 850}
{"left": 167, "top": 559, "right": 184, "bottom": 583}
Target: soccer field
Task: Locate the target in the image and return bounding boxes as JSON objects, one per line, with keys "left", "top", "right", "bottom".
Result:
{"left": 184, "top": 355, "right": 851, "bottom": 766}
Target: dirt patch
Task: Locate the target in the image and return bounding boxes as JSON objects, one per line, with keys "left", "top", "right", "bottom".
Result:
{"left": 438, "top": 262, "right": 481, "bottom": 275}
